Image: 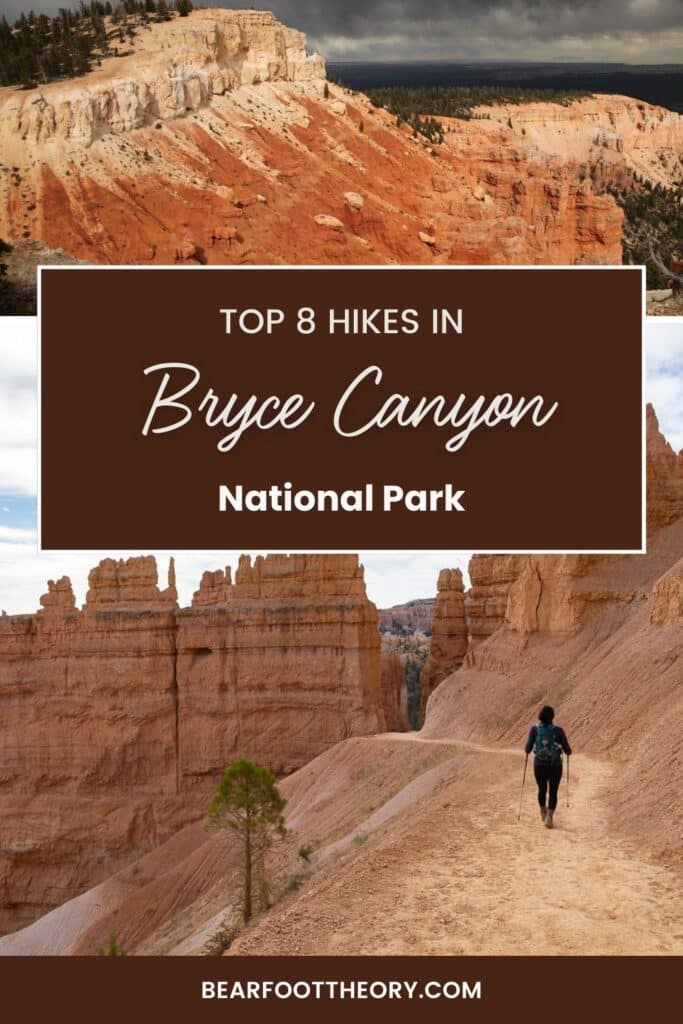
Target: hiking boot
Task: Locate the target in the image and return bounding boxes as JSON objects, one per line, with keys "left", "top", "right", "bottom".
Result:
{"left": 545, "top": 809, "right": 554, "bottom": 829}
{"left": 540, "top": 806, "right": 547, "bottom": 823}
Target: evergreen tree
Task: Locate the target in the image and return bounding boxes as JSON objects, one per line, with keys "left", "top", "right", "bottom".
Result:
{"left": 207, "top": 759, "right": 287, "bottom": 924}
{"left": 0, "top": 1, "right": 173, "bottom": 87}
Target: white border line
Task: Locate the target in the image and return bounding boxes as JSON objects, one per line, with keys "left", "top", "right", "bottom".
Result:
{"left": 37, "top": 263, "right": 647, "bottom": 555}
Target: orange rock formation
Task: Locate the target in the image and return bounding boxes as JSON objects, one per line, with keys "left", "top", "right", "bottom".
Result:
{"left": 0, "top": 552, "right": 387, "bottom": 932}
{"left": 378, "top": 599, "right": 435, "bottom": 635}
{"left": 464, "top": 406, "right": 683, "bottom": 648}
{"left": 646, "top": 405, "right": 683, "bottom": 532}
{"left": 421, "top": 411, "right": 682, "bottom": 862}
{"left": 419, "top": 569, "right": 467, "bottom": 720}
{"left": 177, "top": 554, "right": 384, "bottom": 785}
{"left": 380, "top": 651, "right": 410, "bottom": 732}
{"left": 0, "top": 412, "right": 680, "bottom": 955}
{"left": 3, "top": 9, "right": 668, "bottom": 269}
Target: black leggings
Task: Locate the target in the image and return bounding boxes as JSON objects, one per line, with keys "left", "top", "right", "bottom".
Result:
{"left": 534, "top": 762, "right": 563, "bottom": 811}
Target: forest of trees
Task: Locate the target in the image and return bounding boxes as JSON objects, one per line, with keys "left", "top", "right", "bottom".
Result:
{"left": 0, "top": 239, "right": 16, "bottom": 316}
{"left": 364, "top": 84, "right": 680, "bottom": 289}
{"left": 607, "top": 178, "right": 683, "bottom": 289}
{"left": 0, "top": 1, "right": 193, "bottom": 89}
{"left": 367, "top": 84, "right": 594, "bottom": 121}
{"left": 366, "top": 84, "right": 593, "bottom": 143}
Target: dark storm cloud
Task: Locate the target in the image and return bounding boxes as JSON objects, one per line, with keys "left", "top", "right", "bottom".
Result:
{"left": 2, "top": 1, "right": 682, "bottom": 60}
{"left": 266, "top": 0, "right": 683, "bottom": 59}
{"left": 269, "top": 0, "right": 683, "bottom": 41}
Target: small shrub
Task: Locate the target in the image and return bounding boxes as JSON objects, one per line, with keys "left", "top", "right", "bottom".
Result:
{"left": 98, "top": 934, "right": 124, "bottom": 956}
{"left": 298, "top": 843, "right": 314, "bottom": 863}
{"left": 285, "top": 872, "right": 306, "bottom": 894}
{"left": 204, "top": 919, "right": 236, "bottom": 957}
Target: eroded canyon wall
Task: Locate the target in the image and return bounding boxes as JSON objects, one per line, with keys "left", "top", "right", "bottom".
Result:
{"left": 0, "top": 10, "right": 325, "bottom": 147}
{"left": 647, "top": 405, "right": 683, "bottom": 532}
{"left": 464, "top": 405, "right": 683, "bottom": 649}
{"left": 0, "top": 9, "right": 643, "bottom": 269}
{"left": 418, "top": 413, "right": 683, "bottom": 861}
{"left": 378, "top": 599, "right": 435, "bottom": 635}
{"left": 419, "top": 569, "right": 467, "bottom": 721}
{"left": 0, "top": 553, "right": 386, "bottom": 932}
{"left": 418, "top": 407, "right": 682, "bottom": 738}
{"left": 380, "top": 651, "right": 410, "bottom": 732}
{"left": 177, "top": 554, "right": 384, "bottom": 781}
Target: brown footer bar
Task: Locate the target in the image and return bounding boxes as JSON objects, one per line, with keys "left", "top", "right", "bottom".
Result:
{"left": 1, "top": 956, "right": 677, "bottom": 1022}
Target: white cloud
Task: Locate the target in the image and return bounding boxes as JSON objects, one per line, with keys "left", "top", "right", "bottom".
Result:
{"left": 0, "top": 524, "right": 37, "bottom": 542}
{"left": 0, "top": 447, "right": 37, "bottom": 496}
{"left": 0, "top": 324, "right": 38, "bottom": 496}
{"left": 646, "top": 320, "right": 683, "bottom": 452}
{"left": 360, "top": 550, "right": 471, "bottom": 607}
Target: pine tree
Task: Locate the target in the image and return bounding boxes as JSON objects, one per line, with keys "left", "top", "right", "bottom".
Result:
{"left": 207, "top": 759, "right": 287, "bottom": 924}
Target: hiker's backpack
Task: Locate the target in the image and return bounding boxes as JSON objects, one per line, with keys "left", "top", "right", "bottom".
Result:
{"left": 534, "top": 724, "right": 562, "bottom": 764}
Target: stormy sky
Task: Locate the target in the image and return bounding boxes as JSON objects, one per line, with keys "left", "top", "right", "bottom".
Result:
{"left": 2, "top": 1, "right": 683, "bottom": 62}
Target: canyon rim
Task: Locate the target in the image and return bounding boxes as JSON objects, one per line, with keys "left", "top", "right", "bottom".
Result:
{"left": 0, "top": 7, "right": 681, "bottom": 311}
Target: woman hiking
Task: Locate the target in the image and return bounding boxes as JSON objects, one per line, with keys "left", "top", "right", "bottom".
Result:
{"left": 524, "top": 706, "right": 572, "bottom": 829}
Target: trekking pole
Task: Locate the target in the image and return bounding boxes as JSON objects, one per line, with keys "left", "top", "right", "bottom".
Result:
{"left": 566, "top": 755, "right": 570, "bottom": 808}
{"left": 517, "top": 754, "right": 529, "bottom": 822}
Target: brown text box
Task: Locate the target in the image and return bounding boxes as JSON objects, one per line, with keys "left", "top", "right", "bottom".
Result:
{"left": 39, "top": 266, "right": 643, "bottom": 551}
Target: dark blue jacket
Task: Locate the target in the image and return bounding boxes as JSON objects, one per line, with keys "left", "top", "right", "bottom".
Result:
{"left": 525, "top": 724, "right": 572, "bottom": 765}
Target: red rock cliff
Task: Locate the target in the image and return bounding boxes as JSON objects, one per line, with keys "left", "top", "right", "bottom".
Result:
{"left": 381, "top": 651, "right": 410, "bottom": 732}
{"left": 418, "top": 407, "right": 681, "bottom": 722}
{"left": 0, "top": 9, "right": 636, "bottom": 268}
{"left": 466, "top": 406, "right": 683, "bottom": 647}
{"left": 378, "top": 599, "right": 435, "bottom": 635}
{"left": 421, "top": 417, "right": 683, "bottom": 861}
{"left": 647, "top": 405, "right": 683, "bottom": 532}
{"left": 0, "top": 553, "right": 387, "bottom": 933}
{"left": 177, "top": 554, "right": 384, "bottom": 784}
{"left": 419, "top": 569, "right": 467, "bottom": 720}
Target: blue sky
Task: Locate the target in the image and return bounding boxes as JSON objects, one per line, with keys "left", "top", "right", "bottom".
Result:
{"left": 0, "top": 317, "right": 680, "bottom": 615}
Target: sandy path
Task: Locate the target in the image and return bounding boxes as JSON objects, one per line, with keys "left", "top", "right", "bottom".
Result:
{"left": 230, "top": 737, "right": 683, "bottom": 956}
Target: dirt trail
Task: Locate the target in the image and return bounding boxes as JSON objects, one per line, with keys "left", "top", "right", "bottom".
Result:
{"left": 381, "top": 732, "right": 521, "bottom": 756}
{"left": 229, "top": 736, "right": 683, "bottom": 956}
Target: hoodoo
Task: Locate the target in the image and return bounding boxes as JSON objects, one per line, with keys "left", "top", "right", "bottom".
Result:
{"left": 0, "top": 553, "right": 389, "bottom": 932}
